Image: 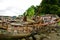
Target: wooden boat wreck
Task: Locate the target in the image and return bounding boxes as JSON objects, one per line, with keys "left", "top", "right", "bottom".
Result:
{"left": 0, "top": 14, "right": 60, "bottom": 39}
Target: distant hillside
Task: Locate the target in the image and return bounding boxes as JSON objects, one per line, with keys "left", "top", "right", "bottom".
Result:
{"left": 38, "top": 0, "right": 60, "bottom": 16}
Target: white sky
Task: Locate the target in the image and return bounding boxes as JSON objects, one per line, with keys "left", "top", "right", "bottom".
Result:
{"left": 0, "top": 0, "right": 42, "bottom": 16}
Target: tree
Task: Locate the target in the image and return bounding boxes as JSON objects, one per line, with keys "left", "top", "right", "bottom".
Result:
{"left": 23, "top": 5, "right": 35, "bottom": 18}
{"left": 36, "top": 0, "right": 60, "bottom": 16}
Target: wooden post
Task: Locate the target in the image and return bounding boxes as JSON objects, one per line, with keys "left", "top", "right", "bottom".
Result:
{"left": 23, "top": 16, "right": 27, "bottom": 21}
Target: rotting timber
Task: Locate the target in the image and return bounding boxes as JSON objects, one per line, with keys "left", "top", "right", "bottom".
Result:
{"left": 0, "top": 14, "right": 60, "bottom": 40}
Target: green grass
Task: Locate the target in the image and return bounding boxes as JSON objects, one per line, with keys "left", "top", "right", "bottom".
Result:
{"left": 58, "top": 22, "right": 60, "bottom": 26}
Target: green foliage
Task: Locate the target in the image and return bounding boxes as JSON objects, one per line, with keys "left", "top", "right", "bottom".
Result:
{"left": 23, "top": 0, "right": 60, "bottom": 17}
{"left": 24, "top": 5, "right": 35, "bottom": 18}
{"left": 35, "top": 0, "right": 60, "bottom": 16}
{"left": 41, "top": 0, "right": 59, "bottom": 5}
{"left": 50, "top": 5, "right": 59, "bottom": 14}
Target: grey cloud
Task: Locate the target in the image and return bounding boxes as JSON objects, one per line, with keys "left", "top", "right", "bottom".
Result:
{"left": 0, "top": 10, "right": 6, "bottom": 12}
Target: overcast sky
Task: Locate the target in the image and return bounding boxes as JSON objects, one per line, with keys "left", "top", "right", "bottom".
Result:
{"left": 0, "top": 0, "right": 42, "bottom": 16}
